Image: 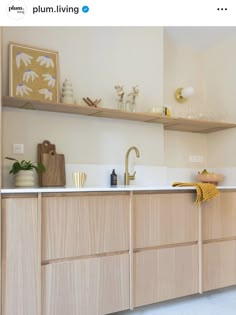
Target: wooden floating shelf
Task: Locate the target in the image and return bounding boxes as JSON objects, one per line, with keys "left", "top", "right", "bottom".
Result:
{"left": 2, "top": 96, "right": 236, "bottom": 134}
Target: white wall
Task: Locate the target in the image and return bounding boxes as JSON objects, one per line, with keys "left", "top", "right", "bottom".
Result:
{"left": 2, "top": 27, "right": 163, "bottom": 110}
{"left": 163, "top": 29, "right": 207, "bottom": 171}
{"left": 2, "top": 27, "right": 165, "bottom": 187}
{"left": 204, "top": 35, "right": 236, "bottom": 168}
{"left": 3, "top": 26, "right": 236, "bottom": 188}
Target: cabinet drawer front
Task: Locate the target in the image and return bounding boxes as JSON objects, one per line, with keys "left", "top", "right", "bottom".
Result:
{"left": 2, "top": 198, "right": 39, "bottom": 315}
{"left": 203, "top": 192, "right": 236, "bottom": 240}
{"left": 42, "top": 254, "right": 130, "bottom": 315}
{"left": 42, "top": 194, "right": 129, "bottom": 260}
{"left": 203, "top": 240, "right": 236, "bottom": 291}
{"left": 134, "top": 245, "right": 199, "bottom": 307}
{"left": 134, "top": 193, "right": 198, "bottom": 249}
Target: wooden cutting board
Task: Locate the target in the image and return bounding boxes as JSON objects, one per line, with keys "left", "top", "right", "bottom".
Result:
{"left": 38, "top": 140, "right": 56, "bottom": 186}
{"left": 40, "top": 150, "right": 66, "bottom": 187}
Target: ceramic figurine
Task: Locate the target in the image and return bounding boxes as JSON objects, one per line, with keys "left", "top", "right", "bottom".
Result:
{"left": 62, "top": 79, "right": 74, "bottom": 104}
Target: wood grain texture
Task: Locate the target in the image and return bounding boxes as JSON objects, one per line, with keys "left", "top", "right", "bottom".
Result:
{"left": 198, "top": 203, "right": 203, "bottom": 294}
{"left": 37, "top": 140, "right": 56, "bottom": 186}
{"left": 42, "top": 254, "right": 130, "bottom": 315}
{"left": 3, "top": 96, "right": 236, "bottom": 133}
{"left": 37, "top": 194, "right": 42, "bottom": 315}
{"left": 1, "top": 197, "right": 39, "bottom": 315}
{"left": 202, "top": 191, "right": 236, "bottom": 241}
{"left": 42, "top": 194, "right": 129, "bottom": 261}
{"left": 134, "top": 193, "right": 198, "bottom": 249}
{"left": 134, "top": 245, "right": 199, "bottom": 307}
{"left": 40, "top": 152, "right": 66, "bottom": 187}
{"left": 129, "top": 191, "right": 134, "bottom": 310}
{"left": 203, "top": 240, "right": 236, "bottom": 291}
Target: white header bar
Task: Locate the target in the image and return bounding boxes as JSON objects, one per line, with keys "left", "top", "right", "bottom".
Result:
{"left": 1, "top": 0, "right": 236, "bottom": 26}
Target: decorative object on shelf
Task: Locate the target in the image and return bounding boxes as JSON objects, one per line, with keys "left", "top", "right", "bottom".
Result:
{"left": 5, "top": 157, "right": 45, "bottom": 187}
{"left": 114, "top": 85, "right": 125, "bottom": 110}
{"left": 197, "top": 169, "right": 224, "bottom": 185}
{"left": 175, "top": 86, "right": 194, "bottom": 103}
{"left": 126, "top": 85, "right": 139, "bottom": 112}
{"left": 37, "top": 140, "right": 66, "bottom": 187}
{"left": 61, "top": 79, "right": 74, "bottom": 104}
{"left": 149, "top": 106, "right": 163, "bottom": 115}
{"left": 9, "top": 42, "right": 59, "bottom": 102}
{"left": 163, "top": 105, "right": 172, "bottom": 117}
{"left": 82, "top": 97, "right": 101, "bottom": 107}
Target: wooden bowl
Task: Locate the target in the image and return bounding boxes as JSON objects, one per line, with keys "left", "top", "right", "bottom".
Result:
{"left": 196, "top": 173, "right": 224, "bottom": 185}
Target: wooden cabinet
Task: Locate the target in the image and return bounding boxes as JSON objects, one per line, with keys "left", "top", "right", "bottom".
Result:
{"left": 42, "top": 193, "right": 129, "bottom": 261}
{"left": 134, "top": 192, "right": 198, "bottom": 249}
{"left": 41, "top": 192, "right": 130, "bottom": 315}
{"left": 133, "top": 192, "right": 199, "bottom": 308}
{"left": 2, "top": 189, "right": 236, "bottom": 315}
{"left": 1, "top": 196, "right": 40, "bottom": 315}
{"left": 203, "top": 240, "right": 236, "bottom": 291}
{"left": 202, "top": 191, "right": 236, "bottom": 241}
{"left": 134, "top": 245, "right": 199, "bottom": 307}
{"left": 202, "top": 191, "right": 236, "bottom": 291}
{"left": 42, "top": 254, "right": 129, "bottom": 315}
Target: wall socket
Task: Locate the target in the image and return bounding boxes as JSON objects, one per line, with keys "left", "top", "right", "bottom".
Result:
{"left": 12, "top": 144, "right": 24, "bottom": 154}
{"left": 189, "top": 155, "right": 204, "bottom": 163}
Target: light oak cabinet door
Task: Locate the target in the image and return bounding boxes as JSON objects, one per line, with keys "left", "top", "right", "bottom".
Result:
{"left": 42, "top": 194, "right": 129, "bottom": 261}
{"left": 203, "top": 240, "right": 236, "bottom": 291}
{"left": 202, "top": 191, "right": 236, "bottom": 241}
{"left": 1, "top": 197, "right": 40, "bottom": 315}
{"left": 134, "top": 245, "right": 199, "bottom": 307}
{"left": 134, "top": 193, "right": 198, "bottom": 249}
{"left": 42, "top": 254, "right": 130, "bottom": 315}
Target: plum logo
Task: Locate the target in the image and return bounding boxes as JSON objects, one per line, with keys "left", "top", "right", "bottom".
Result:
{"left": 7, "top": 0, "right": 26, "bottom": 19}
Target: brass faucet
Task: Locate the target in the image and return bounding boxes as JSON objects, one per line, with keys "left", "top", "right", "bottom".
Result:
{"left": 124, "top": 146, "right": 140, "bottom": 185}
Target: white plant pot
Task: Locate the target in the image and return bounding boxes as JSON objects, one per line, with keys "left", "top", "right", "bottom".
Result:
{"left": 15, "top": 170, "right": 35, "bottom": 187}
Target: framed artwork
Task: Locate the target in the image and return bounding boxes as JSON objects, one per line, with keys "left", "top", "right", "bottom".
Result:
{"left": 9, "top": 42, "right": 59, "bottom": 102}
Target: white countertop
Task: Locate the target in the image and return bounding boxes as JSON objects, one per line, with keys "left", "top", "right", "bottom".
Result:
{"left": 1, "top": 185, "right": 236, "bottom": 194}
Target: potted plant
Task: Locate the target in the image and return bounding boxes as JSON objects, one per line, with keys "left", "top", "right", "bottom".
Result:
{"left": 5, "top": 157, "right": 46, "bottom": 187}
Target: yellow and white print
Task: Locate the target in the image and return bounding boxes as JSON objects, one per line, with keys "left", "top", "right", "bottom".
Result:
{"left": 9, "top": 42, "right": 59, "bottom": 102}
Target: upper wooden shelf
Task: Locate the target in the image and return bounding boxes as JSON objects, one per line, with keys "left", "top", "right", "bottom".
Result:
{"left": 2, "top": 96, "right": 236, "bottom": 133}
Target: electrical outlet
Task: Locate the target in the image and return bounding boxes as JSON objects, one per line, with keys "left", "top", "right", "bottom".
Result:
{"left": 12, "top": 144, "right": 24, "bottom": 154}
{"left": 189, "top": 155, "right": 204, "bottom": 163}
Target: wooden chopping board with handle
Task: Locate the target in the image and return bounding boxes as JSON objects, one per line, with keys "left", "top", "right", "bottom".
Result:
{"left": 38, "top": 140, "right": 56, "bottom": 186}
{"left": 40, "top": 150, "right": 66, "bottom": 187}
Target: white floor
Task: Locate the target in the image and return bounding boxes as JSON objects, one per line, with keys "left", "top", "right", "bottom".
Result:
{"left": 114, "top": 286, "right": 236, "bottom": 315}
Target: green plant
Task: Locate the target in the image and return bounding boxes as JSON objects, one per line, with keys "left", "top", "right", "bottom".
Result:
{"left": 5, "top": 157, "right": 46, "bottom": 175}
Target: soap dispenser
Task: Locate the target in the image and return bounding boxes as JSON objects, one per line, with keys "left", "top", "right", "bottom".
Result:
{"left": 110, "top": 169, "right": 117, "bottom": 186}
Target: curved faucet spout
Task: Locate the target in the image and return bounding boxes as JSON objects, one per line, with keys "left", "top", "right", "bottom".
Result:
{"left": 124, "top": 146, "right": 140, "bottom": 185}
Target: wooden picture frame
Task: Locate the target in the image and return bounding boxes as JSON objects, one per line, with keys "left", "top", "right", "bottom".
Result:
{"left": 9, "top": 42, "right": 59, "bottom": 102}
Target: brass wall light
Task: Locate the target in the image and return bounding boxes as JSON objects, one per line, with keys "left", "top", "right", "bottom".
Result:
{"left": 175, "top": 86, "right": 194, "bottom": 103}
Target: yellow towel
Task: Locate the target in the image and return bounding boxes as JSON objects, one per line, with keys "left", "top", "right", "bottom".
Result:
{"left": 172, "top": 182, "right": 220, "bottom": 204}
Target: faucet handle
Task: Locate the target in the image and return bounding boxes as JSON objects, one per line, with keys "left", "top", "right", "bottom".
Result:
{"left": 129, "top": 171, "right": 136, "bottom": 180}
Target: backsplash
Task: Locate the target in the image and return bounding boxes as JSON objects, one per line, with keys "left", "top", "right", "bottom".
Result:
{"left": 65, "top": 164, "right": 202, "bottom": 188}
{"left": 3, "top": 162, "right": 232, "bottom": 188}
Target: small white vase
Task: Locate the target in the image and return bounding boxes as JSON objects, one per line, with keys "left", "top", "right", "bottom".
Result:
{"left": 15, "top": 170, "right": 35, "bottom": 187}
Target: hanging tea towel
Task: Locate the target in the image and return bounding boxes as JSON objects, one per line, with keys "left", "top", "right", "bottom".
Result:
{"left": 172, "top": 182, "right": 220, "bottom": 204}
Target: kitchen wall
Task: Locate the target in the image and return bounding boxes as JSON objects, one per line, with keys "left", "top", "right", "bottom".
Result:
{"left": 204, "top": 34, "right": 236, "bottom": 169}
{"left": 163, "top": 28, "right": 236, "bottom": 186}
{"left": 163, "top": 29, "right": 207, "bottom": 171}
{"left": 2, "top": 27, "right": 167, "bottom": 187}
{"left": 2, "top": 27, "right": 236, "bottom": 187}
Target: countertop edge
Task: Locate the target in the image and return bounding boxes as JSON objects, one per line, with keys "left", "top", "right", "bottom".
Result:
{"left": 1, "top": 185, "right": 236, "bottom": 194}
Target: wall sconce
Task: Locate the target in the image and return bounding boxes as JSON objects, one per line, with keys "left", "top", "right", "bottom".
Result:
{"left": 175, "top": 86, "right": 194, "bottom": 103}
